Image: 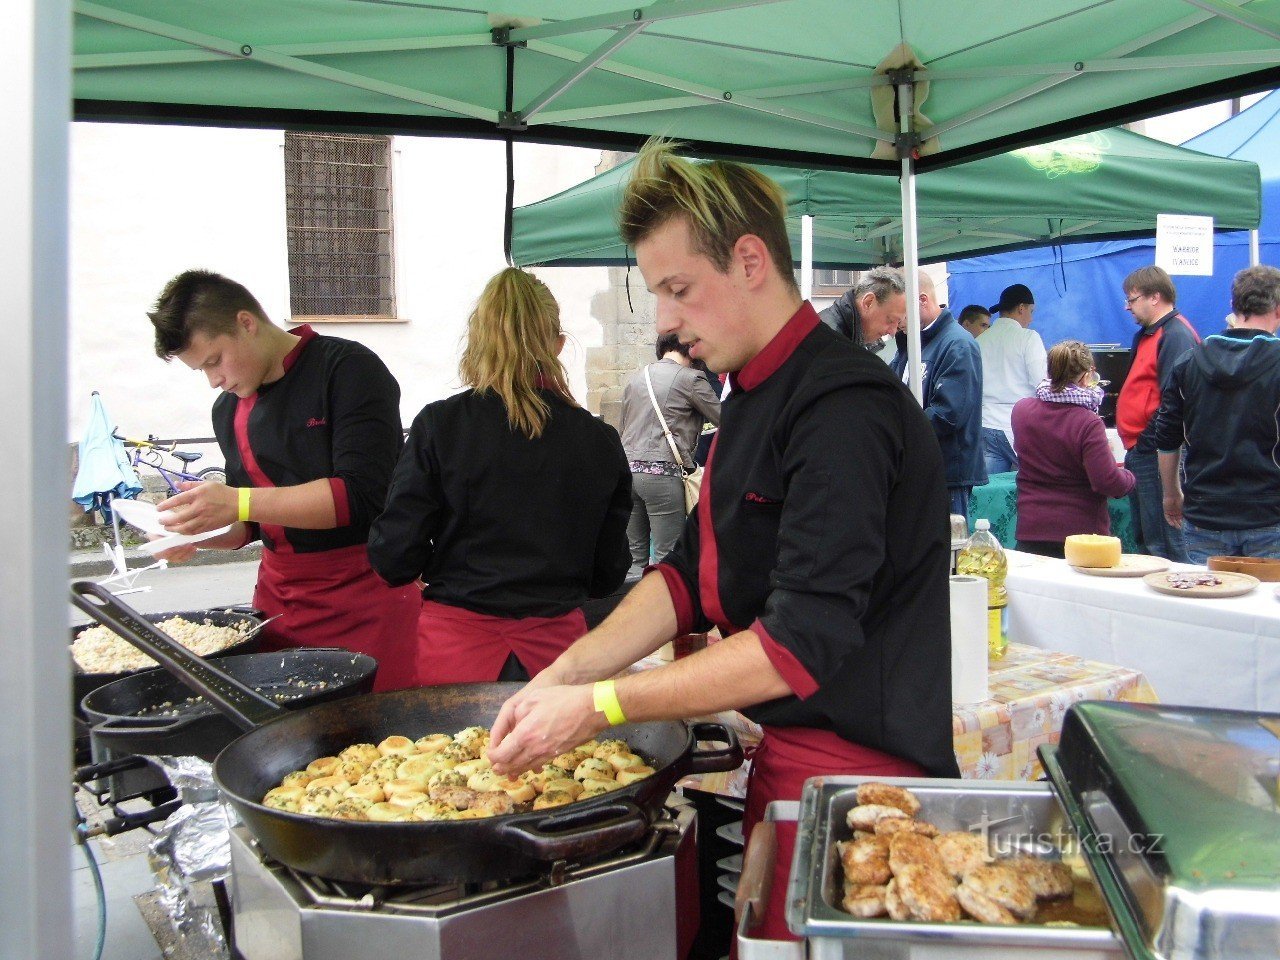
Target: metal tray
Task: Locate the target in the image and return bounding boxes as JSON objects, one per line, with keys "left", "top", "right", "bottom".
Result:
{"left": 1042, "top": 701, "right": 1280, "bottom": 960}
{"left": 785, "top": 775, "right": 1122, "bottom": 959}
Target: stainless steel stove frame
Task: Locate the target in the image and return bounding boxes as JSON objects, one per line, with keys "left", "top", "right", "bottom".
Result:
{"left": 229, "top": 798, "right": 698, "bottom": 960}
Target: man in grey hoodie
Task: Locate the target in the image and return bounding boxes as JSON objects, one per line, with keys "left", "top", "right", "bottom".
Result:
{"left": 1153, "top": 265, "right": 1280, "bottom": 562}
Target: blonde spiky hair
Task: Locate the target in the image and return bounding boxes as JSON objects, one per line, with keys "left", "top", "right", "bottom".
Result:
{"left": 619, "top": 139, "right": 797, "bottom": 290}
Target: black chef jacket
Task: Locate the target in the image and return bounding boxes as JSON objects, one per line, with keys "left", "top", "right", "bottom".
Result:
{"left": 212, "top": 325, "right": 404, "bottom": 553}
{"left": 368, "top": 388, "right": 632, "bottom": 619}
{"left": 655, "top": 303, "right": 959, "bottom": 777}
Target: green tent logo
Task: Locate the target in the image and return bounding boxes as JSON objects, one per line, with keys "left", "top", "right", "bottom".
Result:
{"left": 1014, "top": 132, "right": 1109, "bottom": 178}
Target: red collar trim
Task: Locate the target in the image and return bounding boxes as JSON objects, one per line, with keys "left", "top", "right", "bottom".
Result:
{"left": 731, "top": 302, "right": 819, "bottom": 393}
{"left": 281, "top": 324, "right": 317, "bottom": 374}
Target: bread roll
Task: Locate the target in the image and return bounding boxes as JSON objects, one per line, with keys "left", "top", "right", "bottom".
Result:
{"left": 338, "top": 743, "right": 380, "bottom": 766}
{"left": 414, "top": 734, "right": 453, "bottom": 755}
{"left": 615, "top": 765, "right": 655, "bottom": 785}
{"left": 306, "top": 756, "right": 342, "bottom": 778}
{"left": 305, "top": 775, "right": 350, "bottom": 795}
{"left": 410, "top": 799, "right": 456, "bottom": 821}
{"left": 368, "top": 801, "right": 410, "bottom": 822}
{"left": 346, "top": 780, "right": 386, "bottom": 803}
{"left": 387, "top": 790, "right": 430, "bottom": 810}
{"left": 377, "top": 735, "right": 417, "bottom": 757}
{"left": 580, "top": 778, "right": 620, "bottom": 797}
{"left": 606, "top": 752, "right": 644, "bottom": 773}
{"left": 544, "top": 777, "right": 584, "bottom": 799}
{"left": 574, "top": 758, "right": 615, "bottom": 782}
{"left": 397, "top": 756, "right": 440, "bottom": 781}
{"left": 280, "top": 770, "right": 314, "bottom": 788}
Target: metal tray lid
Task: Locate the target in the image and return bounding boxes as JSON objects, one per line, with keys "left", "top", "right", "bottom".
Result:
{"left": 1039, "top": 701, "right": 1280, "bottom": 960}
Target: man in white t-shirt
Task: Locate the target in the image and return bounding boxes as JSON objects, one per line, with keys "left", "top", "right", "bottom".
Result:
{"left": 978, "top": 283, "right": 1047, "bottom": 474}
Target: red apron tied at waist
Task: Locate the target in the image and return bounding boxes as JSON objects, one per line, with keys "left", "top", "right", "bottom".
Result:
{"left": 738, "top": 725, "right": 926, "bottom": 949}
{"left": 254, "top": 543, "right": 421, "bottom": 692}
{"left": 416, "top": 599, "right": 587, "bottom": 685}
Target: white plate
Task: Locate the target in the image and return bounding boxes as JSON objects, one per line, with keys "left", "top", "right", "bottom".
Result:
{"left": 111, "top": 498, "right": 232, "bottom": 553}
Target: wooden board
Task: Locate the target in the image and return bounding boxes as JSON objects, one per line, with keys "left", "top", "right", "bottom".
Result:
{"left": 1071, "top": 554, "right": 1170, "bottom": 577}
{"left": 1143, "top": 571, "right": 1259, "bottom": 598}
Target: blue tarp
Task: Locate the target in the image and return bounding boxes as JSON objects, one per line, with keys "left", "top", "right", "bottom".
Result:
{"left": 948, "top": 91, "right": 1280, "bottom": 348}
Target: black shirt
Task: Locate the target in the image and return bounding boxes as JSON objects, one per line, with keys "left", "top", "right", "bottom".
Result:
{"left": 368, "top": 388, "right": 632, "bottom": 618}
{"left": 212, "top": 326, "right": 405, "bottom": 554}
{"left": 657, "top": 303, "right": 959, "bottom": 777}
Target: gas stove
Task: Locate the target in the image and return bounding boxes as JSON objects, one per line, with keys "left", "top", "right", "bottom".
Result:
{"left": 228, "top": 796, "right": 699, "bottom": 960}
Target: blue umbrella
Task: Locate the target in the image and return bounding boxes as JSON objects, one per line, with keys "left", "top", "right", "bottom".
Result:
{"left": 72, "top": 392, "right": 142, "bottom": 520}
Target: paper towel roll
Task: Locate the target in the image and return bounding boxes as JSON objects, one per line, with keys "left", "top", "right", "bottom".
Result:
{"left": 949, "top": 575, "right": 989, "bottom": 705}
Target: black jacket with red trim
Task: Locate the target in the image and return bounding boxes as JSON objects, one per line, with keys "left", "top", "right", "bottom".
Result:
{"left": 1116, "top": 309, "right": 1200, "bottom": 452}
{"left": 368, "top": 388, "right": 632, "bottom": 618}
{"left": 213, "top": 327, "right": 405, "bottom": 553}
{"left": 656, "top": 303, "right": 959, "bottom": 777}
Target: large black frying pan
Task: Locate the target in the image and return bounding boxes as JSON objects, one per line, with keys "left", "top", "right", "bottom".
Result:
{"left": 70, "top": 580, "right": 743, "bottom": 886}
{"left": 82, "top": 648, "right": 378, "bottom": 761}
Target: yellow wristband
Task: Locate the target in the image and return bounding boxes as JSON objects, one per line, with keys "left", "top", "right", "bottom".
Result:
{"left": 592, "top": 680, "right": 627, "bottom": 727}
{"left": 237, "top": 487, "right": 252, "bottom": 523}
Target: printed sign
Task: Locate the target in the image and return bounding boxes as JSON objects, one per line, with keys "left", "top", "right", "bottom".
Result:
{"left": 1155, "top": 214, "right": 1213, "bottom": 276}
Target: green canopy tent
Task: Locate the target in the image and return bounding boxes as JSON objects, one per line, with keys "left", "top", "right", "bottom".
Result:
{"left": 511, "top": 128, "right": 1262, "bottom": 268}
{"left": 74, "top": 1, "right": 1280, "bottom": 173}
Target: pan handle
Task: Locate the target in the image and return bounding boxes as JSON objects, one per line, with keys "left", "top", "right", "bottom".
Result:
{"left": 679, "top": 722, "right": 745, "bottom": 775}
{"left": 496, "top": 799, "right": 650, "bottom": 862}
{"left": 70, "top": 580, "right": 285, "bottom": 732}
{"left": 89, "top": 713, "right": 207, "bottom": 753}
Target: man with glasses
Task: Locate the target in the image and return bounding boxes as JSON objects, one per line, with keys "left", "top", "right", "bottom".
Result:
{"left": 1116, "top": 266, "right": 1199, "bottom": 562}
{"left": 978, "top": 283, "right": 1046, "bottom": 474}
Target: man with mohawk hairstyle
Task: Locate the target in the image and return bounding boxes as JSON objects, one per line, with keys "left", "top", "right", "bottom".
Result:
{"left": 489, "top": 140, "right": 958, "bottom": 944}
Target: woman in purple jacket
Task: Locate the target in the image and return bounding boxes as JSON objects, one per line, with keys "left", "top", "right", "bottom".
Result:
{"left": 1011, "top": 340, "right": 1136, "bottom": 558}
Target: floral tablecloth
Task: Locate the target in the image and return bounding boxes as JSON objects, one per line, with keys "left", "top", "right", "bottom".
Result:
{"left": 663, "top": 643, "right": 1158, "bottom": 798}
{"left": 968, "top": 470, "right": 1138, "bottom": 554}
{"left": 952, "top": 642, "right": 1158, "bottom": 781}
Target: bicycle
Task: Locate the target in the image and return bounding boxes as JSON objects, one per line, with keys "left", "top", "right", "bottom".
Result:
{"left": 113, "top": 431, "right": 228, "bottom": 494}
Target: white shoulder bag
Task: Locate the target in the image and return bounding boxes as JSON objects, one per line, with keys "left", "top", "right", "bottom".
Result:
{"left": 643, "top": 365, "right": 703, "bottom": 514}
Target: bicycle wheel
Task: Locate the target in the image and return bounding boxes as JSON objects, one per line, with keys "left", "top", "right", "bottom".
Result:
{"left": 196, "top": 467, "right": 228, "bottom": 485}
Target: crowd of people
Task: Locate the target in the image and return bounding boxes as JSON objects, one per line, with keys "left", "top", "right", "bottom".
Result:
{"left": 819, "top": 260, "right": 1280, "bottom": 564}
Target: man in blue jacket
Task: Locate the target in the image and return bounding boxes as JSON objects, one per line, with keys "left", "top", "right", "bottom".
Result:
{"left": 1153, "top": 265, "right": 1280, "bottom": 562}
{"left": 891, "top": 272, "right": 987, "bottom": 515}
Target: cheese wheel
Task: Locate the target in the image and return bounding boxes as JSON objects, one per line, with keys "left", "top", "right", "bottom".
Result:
{"left": 1064, "top": 534, "right": 1121, "bottom": 568}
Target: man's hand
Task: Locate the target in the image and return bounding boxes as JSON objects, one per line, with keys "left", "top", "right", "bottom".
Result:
{"left": 1163, "top": 489, "right": 1184, "bottom": 529}
{"left": 487, "top": 683, "right": 607, "bottom": 777}
{"left": 158, "top": 480, "right": 237, "bottom": 535}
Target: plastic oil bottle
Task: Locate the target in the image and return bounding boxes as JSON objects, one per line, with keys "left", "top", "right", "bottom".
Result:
{"left": 955, "top": 518, "right": 1008, "bottom": 660}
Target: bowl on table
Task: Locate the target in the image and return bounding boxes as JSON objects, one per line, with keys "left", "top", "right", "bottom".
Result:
{"left": 1206, "top": 555, "right": 1280, "bottom": 581}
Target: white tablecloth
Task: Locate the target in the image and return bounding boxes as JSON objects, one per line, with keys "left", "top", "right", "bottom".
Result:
{"left": 1005, "top": 552, "right": 1280, "bottom": 712}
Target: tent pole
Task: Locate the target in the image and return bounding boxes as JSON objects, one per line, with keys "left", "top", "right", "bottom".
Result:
{"left": 898, "top": 81, "right": 924, "bottom": 405}
{"left": 801, "top": 214, "right": 813, "bottom": 301}
{"left": 1251, "top": 228, "right": 1261, "bottom": 266}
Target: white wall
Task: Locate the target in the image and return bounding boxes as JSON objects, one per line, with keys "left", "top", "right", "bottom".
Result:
{"left": 69, "top": 125, "right": 608, "bottom": 457}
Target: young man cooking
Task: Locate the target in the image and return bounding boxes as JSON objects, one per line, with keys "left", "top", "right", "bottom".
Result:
{"left": 488, "top": 142, "right": 958, "bottom": 943}
{"left": 146, "top": 270, "right": 421, "bottom": 690}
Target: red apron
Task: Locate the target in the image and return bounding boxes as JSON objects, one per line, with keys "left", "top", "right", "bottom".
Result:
{"left": 415, "top": 599, "right": 586, "bottom": 685}
{"left": 737, "top": 726, "right": 926, "bottom": 950}
{"left": 254, "top": 544, "right": 422, "bottom": 691}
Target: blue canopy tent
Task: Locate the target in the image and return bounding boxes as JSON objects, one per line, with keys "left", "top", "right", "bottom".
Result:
{"left": 947, "top": 90, "right": 1280, "bottom": 348}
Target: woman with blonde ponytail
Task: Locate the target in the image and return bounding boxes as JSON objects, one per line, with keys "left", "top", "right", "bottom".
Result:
{"left": 369, "top": 268, "right": 631, "bottom": 684}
